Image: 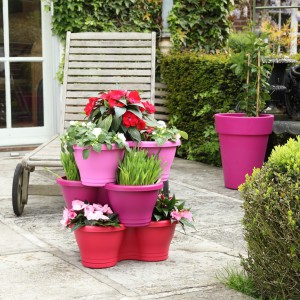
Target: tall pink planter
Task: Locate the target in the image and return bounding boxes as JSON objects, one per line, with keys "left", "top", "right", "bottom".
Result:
{"left": 56, "top": 176, "right": 98, "bottom": 209}
{"left": 215, "top": 113, "right": 274, "bottom": 189}
{"left": 73, "top": 145, "right": 125, "bottom": 187}
{"left": 105, "top": 182, "right": 163, "bottom": 227}
{"left": 128, "top": 140, "right": 181, "bottom": 181}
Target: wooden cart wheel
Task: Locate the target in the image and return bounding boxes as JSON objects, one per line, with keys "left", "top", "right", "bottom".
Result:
{"left": 12, "top": 163, "right": 28, "bottom": 216}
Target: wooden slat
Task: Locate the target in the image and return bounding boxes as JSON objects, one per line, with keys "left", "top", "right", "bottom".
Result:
{"left": 68, "top": 61, "right": 151, "bottom": 69}
{"left": 69, "top": 54, "right": 152, "bottom": 62}
{"left": 66, "top": 83, "right": 150, "bottom": 91}
{"left": 70, "top": 40, "right": 152, "bottom": 47}
{"left": 68, "top": 69, "right": 151, "bottom": 76}
{"left": 65, "top": 106, "right": 85, "bottom": 113}
{"left": 67, "top": 76, "right": 151, "bottom": 84}
{"left": 69, "top": 48, "right": 152, "bottom": 54}
{"left": 155, "top": 106, "right": 169, "bottom": 113}
{"left": 70, "top": 32, "right": 153, "bottom": 39}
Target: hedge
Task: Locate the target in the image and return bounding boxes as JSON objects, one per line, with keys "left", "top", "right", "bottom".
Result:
{"left": 160, "top": 52, "right": 243, "bottom": 166}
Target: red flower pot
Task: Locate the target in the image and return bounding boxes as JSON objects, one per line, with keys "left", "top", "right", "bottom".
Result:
{"left": 74, "top": 225, "right": 126, "bottom": 268}
{"left": 119, "top": 220, "right": 177, "bottom": 262}
{"left": 56, "top": 176, "right": 98, "bottom": 209}
{"left": 105, "top": 182, "right": 163, "bottom": 227}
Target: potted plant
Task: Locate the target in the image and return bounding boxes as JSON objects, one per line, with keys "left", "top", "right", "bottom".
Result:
{"left": 61, "top": 200, "right": 125, "bottom": 268}
{"left": 215, "top": 31, "right": 274, "bottom": 189}
{"left": 105, "top": 148, "right": 163, "bottom": 227}
{"left": 56, "top": 151, "right": 98, "bottom": 208}
{"left": 119, "top": 192, "right": 194, "bottom": 262}
{"left": 129, "top": 120, "right": 188, "bottom": 181}
{"left": 61, "top": 121, "right": 128, "bottom": 186}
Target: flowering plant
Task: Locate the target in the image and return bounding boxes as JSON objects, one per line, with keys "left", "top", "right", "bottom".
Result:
{"left": 61, "top": 121, "right": 129, "bottom": 159}
{"left": 152, "top": 192, "right": 194, "bottom": 232}
{"left": 141, "top": 120, "right": 188, "bottom": 146}
{"left": 61, "top": 200, "right": 121, "bottom": 231}
{"left": 84, "top": 89, "right": 157, "bottom": 142}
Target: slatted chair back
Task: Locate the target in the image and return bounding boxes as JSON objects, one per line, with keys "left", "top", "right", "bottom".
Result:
{"left": 60, "top": 31, "right": 156, "bottom": 132}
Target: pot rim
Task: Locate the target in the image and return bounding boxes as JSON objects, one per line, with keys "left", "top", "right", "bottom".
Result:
{"left": 73, "top": 143, "right": 127, "bottom": 151}
{"left": 105, "top": 181, "right": 164, "bottom": 191}
{"left": 75, "top": 224, "right": 126, "bottom": 233}
{"left": 128, "top": 140, "right": 181, "bottom": 148}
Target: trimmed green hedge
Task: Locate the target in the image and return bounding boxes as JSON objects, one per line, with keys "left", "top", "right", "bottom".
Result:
{"left": 160, "top": 52, "right": 243, "bottom": 166}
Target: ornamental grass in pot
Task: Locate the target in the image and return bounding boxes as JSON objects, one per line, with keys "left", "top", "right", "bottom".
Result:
{"left": 61, "top": 200, "right": 125, "bottom": 269}
{"left": 56, "top": 151, "right": 98, "bottom": 209}
{"left": 105, "top": 148, "right": 163, "bottom": 227}
{"left": 215, "top": 31, "right": 274, "bottom": 189}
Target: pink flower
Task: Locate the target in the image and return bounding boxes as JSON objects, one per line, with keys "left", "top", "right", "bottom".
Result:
{"left": 60, "top": 208, "right": 72, "bottom": 227}
{"left": 170, "top": 210, "right": 182, "bottom": 221}
{"left": 72, "top": 200, "right": 86, "bottom": 211}
{"left": 181, "top": 210, "right": 193, "bottom": 221}
{"left": 92, "top": 204, "right": 104, "bottom": 211}
{"left": 68, "top": 210, "right": 77, "bottom": 220}
{"left": 84, "top": 205, "right": 95, "bottom": 217}
{"left": 86, "top": 210, "right": 109, "bottom": 221}
{"left": 101, "top": 204, "right": 113, "bottom": 214}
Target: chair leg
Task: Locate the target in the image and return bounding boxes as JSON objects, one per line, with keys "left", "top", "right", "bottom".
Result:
{"left": 12, "top": 163, "right": 32, "bottom": 216}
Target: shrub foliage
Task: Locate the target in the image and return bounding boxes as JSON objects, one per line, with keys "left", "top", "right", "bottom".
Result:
{"left": 239, "top": 137, "right": 300, "bottom": 299}
{"left": 160, "top": 52, "right": 242, "bottom": 166}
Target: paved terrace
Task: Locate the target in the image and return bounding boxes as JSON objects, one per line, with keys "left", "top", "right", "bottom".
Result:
{"left": 0, "top": 155, "right": 252, "bottom": 300}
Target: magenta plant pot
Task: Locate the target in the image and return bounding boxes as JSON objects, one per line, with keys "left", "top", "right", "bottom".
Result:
{"left": 74, "top": 225, "right": 126, "bottom": 268}
{"left": 56, "top": 176, "right": 98, "bottom": 209}
{"left": 105, "top": 182, "right": 164, "bottom": 227}
{"left": 128, "top": 140, "right": 181, "bottom": 181}
{"left": 215, "top": 113, "right": 274, "bottom": 189}
{"left": 73, "top": 144, "right": 125, "bottom": 187}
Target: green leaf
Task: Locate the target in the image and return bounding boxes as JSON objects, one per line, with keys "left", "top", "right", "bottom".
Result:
{"left": 128, "top": 127, "right": 141, "bottom": 142}
{"left": 83, "top": 148, "right": 91, "bottom": 159}
{"left": 179, "top": 130, "right": 188, "bottom": 140}
{"left": 114, "top": 106, "right": 126, "bottom": 118}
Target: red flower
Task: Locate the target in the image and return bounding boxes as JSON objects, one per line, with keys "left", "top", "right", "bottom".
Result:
{"left": 126, "top": 91, "right": 141, "bottom": 104}
{"left": 145, "top": 126, "right": 155, "bottom": 133}
{"left": 109, "top": 90, "right": 126, "bottom": 100}
{"left": 84, "top": 97, "right": 99, "bottom": 116}
{"left": 108, "top": 99, "right": 125, "bottom": 108}
{"left": 137, "top": 119, "right": 146, "bottom": 130}
{"left": 142, "top": 101, "right": 156, "bottom": 114}
{"left": 122, "top": 111, "right": 140, "bottom": 128}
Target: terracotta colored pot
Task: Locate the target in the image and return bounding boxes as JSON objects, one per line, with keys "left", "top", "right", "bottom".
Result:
{"left": 74, "top": 225, "right": 126, "bottom": 268}
{"left": 105, "top": 182, "right": 163, "bottom": 227}
{"left": 73, "top": 144, "right": 125, "bottom": 186}
{"left": 128, "top": 140, "right": 181, "bottom": 181}
{"left": 215, "top": 113, "right": 274, "bottom": 189}
{"left": 56, "top": 176, "right": 98, "bottom": 209}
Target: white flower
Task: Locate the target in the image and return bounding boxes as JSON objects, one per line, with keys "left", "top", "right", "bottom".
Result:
{"left": 69, "top": 121, "right": 76, "bottom": 126}
{"left": 157, "top": 120, "right": 166, "bottom": 128}
{"left": 92, "top": 128, "right": 102, "bottom": 137}
{"left": 81, "top": 122, "right": 87, "bottom": 127}
{"left": 175, "top": 133, "right": 181, "bottom": 140}
{"left": 86, "top": 122, "right": 92, "bottom": 128}
{"left": 117, "top": 133, "right": 126, "bottom": 144}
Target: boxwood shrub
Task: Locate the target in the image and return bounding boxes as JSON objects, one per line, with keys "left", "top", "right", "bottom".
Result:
{"left": 160, "top": 52, "right": 243, "bottom": 166}
{"left": 239, "top": 137, "right": 300, "bottom": 299}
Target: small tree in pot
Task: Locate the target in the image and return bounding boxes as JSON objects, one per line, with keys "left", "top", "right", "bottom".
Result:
{"left": 215, "top": 31, "right": 274, "bottom": 189}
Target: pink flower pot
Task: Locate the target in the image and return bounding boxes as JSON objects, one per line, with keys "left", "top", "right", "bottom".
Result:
{"left": 73, "top": 144, "right": 125, "bottom": 187}
{"left": 128, "top": 140, "right": 181, "bottom": 181}
{"left": 215, "top": 113, "right": 274, "bottom": 189}
{"left": 74, "top": 225, "right": 126, "bottom": 269}
{"left": 56, "top": 176, "right": 98, "bottom": 209}
{"left": 105, "top": 182, "right": 163, "bottom": 227}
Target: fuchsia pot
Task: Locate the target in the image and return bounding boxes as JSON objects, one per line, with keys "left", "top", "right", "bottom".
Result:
{"left": 74, "top": 225, "right": 126, "bottom": 268}
{"left": 215, "top": 113, "right": 274, "bottom": 189}
{"left": 105, "top": 182, "right": 164, "bottom": 227}
{"left": 128, "top": 140, "right": 181, "bottom": 181}
{"left": 73, "top": 144, "right": 126, "bottom": 187}
{"left": 56, "top": 176, "right": 98, "bottom": 209}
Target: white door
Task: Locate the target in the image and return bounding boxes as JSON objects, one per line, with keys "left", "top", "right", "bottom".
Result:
{"left": 0, "top": 0, "right": 55, "bottom": 146}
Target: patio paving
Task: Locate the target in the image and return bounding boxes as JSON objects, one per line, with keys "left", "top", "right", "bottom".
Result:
{"left": 0, "top": 155, "right": 252, "bottom": 300}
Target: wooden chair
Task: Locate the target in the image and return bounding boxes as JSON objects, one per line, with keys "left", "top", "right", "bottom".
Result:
{"left": 12, "top": 31, "right": 157, "bottom": 216}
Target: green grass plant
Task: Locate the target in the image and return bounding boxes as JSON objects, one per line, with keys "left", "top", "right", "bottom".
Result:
{"left": 60, "top": 151, "right": 80, "bottom": 181}
{"left": 117, "top": 149, "right": 162, "bottom": 185}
